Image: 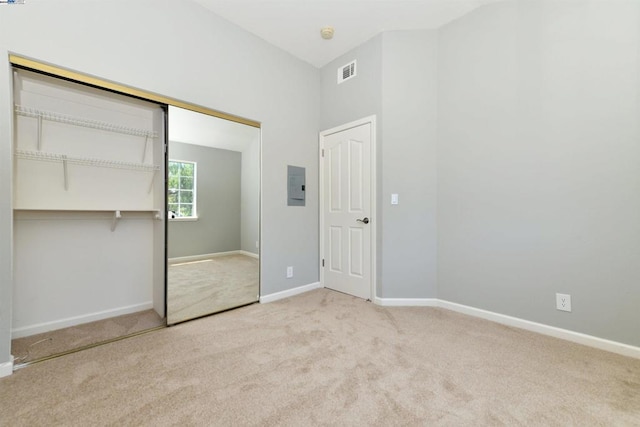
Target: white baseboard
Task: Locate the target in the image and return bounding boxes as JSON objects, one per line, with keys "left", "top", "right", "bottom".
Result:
{"left": 239, "top": 250, "right": 259, "bottom": 259}
{"left": 11, "top": 301, "right": 153, "bottom": 339}
{"left": 371, "top": 296, "right": 640, "bottom": 359}
{"left": 260, "top": 282, "right": 322, "bottom": 304}
{"left": 0, "top": 356, "right": 14, "bottom": 378}
{"left": 169, "top": 251, "right": 241, "bottom": 265}
{"left": 374, "top": 297, "right": 438, "bottom": 307}
{"left": 169, "top": 250, "right": 258, "bottom": 264}
{"left": 437, "top": 300, "right": 640, "bottom": 360}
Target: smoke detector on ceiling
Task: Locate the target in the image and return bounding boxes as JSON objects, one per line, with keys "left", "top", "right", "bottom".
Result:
{"left": 320, "top": 26, "right": 334, "bottom": 40}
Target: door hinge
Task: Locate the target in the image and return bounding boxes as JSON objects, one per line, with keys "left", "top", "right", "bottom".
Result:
{"left": 321, "top": 149, "right": 324, "bottom": 157}
{"left": 322, "top": 259, "right": 325, "bottom": 267}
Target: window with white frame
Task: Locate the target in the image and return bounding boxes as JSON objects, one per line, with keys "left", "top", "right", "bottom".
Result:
{"left": 168, "top": 160, "right": 196, "bottom": 218}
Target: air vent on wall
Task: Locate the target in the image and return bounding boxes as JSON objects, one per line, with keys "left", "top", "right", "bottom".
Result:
{"left": 337, "top": 60, "right": 357, "bottom": 84}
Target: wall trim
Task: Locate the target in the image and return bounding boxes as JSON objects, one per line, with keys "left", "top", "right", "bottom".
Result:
{"left": 374, "top": 297, "right": 438, "bottom": 307}
{"left": 0, "top": 356, "right": 14, "bottom": 378}
{"left": 169, "top": 251, "right": 243, "bottom": 265}
{"left": 11, "top": 302, "right": 153, "bottom": 339}
{"left": 371, "top": 296, "right": 640, "bottom": 359}
{"left": 260, "top": 282, "right": 322, "bottom": 304}
{"left": 239, "top": 250, "right": 259, "bottom": 259}
{"left": 437, "top": 300, "right": 640, "bottom": 360}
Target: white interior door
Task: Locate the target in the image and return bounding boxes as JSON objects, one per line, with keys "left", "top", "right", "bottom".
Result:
{"left": 321, "top": 121, "right": 372, "bottom": 300}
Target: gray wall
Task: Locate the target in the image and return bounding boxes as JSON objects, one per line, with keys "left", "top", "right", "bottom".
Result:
{"left": 437, "top": 0, "right": 640, "bottom": 346}
{"left": 381, "top": 31, "right": 438, "bottom": 298}
{"left": 168, "top": 142, "right": 241, "bottom": 258}
{"left": 320, "top": 35, "right": 383, "bottom": 131}
{"left": 0, "top": 0, "right": 320, "bottom": 367}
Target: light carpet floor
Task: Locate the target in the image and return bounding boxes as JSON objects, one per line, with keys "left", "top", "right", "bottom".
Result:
{"left": 168, "top": 254, "right": 259, "bottom": 324}
{"left": 1, "top": 289, "right": 639, "bottom": 425}
{"left": 11, "top": 309, "right": 165, "bottom": 365}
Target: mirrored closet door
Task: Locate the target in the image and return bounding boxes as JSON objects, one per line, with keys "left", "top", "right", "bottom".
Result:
{"left": 9, "top": 56, "right": 262, "bottom": 364}
{"left": 166, "top": 106, "right": 260, "bottom": 325}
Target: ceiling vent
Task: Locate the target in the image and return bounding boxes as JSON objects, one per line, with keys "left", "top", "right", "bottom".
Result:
{"left": 338, "top": 60, "right": 357, "bottom": 84}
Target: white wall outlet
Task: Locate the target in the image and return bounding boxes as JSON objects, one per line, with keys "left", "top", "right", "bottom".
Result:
{"left": 556, "top": 293, "right": 571, "bottom": 312}
{"left": 286, "top": 266, "right": 293, "bottom": 278}
{"left": 391, "top": 193, "right": 399, "bottom": 205}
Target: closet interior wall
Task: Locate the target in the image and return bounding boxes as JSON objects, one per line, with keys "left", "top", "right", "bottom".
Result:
{"left": 11, "top": 69, "right": 166, "bottom": 338}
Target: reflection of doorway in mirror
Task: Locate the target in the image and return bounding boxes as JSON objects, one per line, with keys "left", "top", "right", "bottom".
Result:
{"left": 166, "top": 106, "right": 260, "bottom": 325}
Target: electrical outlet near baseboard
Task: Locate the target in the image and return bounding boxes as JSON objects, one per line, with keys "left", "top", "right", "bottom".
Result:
{"left": 556, "top": 293, "right": 571, "bottom": 312}
{"left": 286, "top": 266, "right": 293, "bottom": 279}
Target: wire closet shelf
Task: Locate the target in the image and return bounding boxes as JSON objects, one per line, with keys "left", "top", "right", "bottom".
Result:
{"left": 14, "top": 105, "right": 159, "bottom": 139}
{"left": 15, "top": 150, "right": 160, "bottom": 172}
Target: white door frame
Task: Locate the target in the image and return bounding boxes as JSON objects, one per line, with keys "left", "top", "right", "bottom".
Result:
{"left": 319, "top": 115, "right": 377, "bottom": 301}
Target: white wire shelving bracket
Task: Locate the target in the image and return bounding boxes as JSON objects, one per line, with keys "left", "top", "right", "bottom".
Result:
{"left": 110, "top": 210, "right": 163, "bottom": 232}
{"left": 15, "top": 105, "right": 158, "bottom": 139}
{"left": 111, "top": 210, "right": 122, "bottom": 232}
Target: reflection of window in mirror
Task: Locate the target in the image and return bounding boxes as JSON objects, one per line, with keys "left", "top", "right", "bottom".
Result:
{"left": 168, "top": 160, "right": 197, "bottom": 220}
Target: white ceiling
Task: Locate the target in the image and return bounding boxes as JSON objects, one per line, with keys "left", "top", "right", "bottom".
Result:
{"left": 172, "top": 1, "right": 501, "bottom": 144}
{"left": 193, "top": 0, "right": 500, "bottom": 68}
{"left": 168, "top": 106, "right": 260, "bottom": 152}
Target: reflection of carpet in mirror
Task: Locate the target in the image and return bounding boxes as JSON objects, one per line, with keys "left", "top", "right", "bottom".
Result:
{"left": 167, "top": 254, "right": 259, "bottom": 324}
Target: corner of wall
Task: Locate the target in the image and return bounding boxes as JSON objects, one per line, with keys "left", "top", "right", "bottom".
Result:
{"left": 0, "top": 356, "right": 14, "bottom": 378}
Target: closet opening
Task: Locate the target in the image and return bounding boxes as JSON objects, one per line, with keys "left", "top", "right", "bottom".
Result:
{"left": 9, "top": 56, "right": 261, "bottom": 367}
{"left": 11, "top": 68, "right": 166, "bottom": 365}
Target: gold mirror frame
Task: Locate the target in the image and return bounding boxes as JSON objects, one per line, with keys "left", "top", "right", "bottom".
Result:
{"left": 9, "top": 55, "right": 261, "bottom": 129}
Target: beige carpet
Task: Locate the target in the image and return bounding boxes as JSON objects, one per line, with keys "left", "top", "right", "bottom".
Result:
{"left": 168, "top": 254, "right": 259, "bottom": 324}
{"left": 1, "top": 288, "right": 639, "bottom": 425}
{"left": 11, "top": 309, "right": 165, "bottom": 365}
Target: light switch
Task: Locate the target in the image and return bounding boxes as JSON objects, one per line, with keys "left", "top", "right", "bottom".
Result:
{"left": 391, "top": 193, "right": 399, "bottom": 205}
